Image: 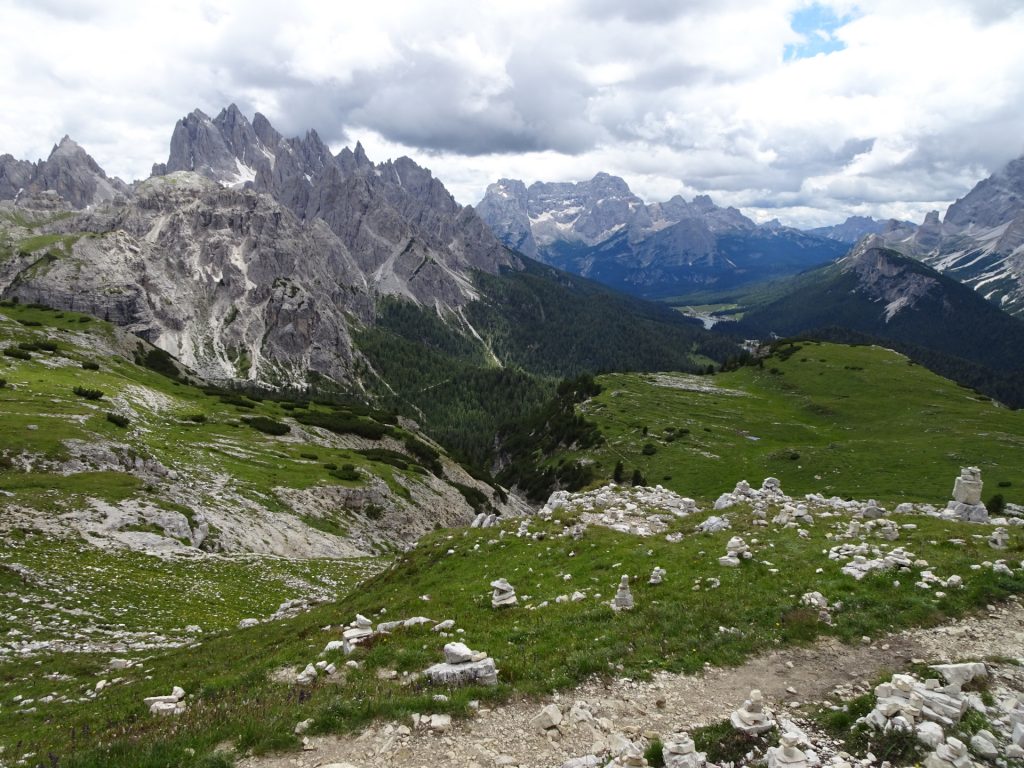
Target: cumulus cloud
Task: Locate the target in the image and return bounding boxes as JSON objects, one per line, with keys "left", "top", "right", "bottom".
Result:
{"left": 1, "top": 0, "right": 1023, "bottom": 227}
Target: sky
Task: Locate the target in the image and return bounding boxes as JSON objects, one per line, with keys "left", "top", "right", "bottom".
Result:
{"left": 2, "top": 0, "right": 1024, "bottom": 228}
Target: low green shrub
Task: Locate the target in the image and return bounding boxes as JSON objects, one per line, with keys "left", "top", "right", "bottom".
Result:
{"left": 299, "top": 452, "right": 319, "bottom": 460}
{"left": 220, "top": 394, "right": 256, "bottom": 409}
{"left": 243, "top": 416, "right": 290, "bottom": 436}
{"left": 330, "top": 464, "right": 361, "bottom": 482}
{"left": 73, "top": 386, "right": 104, "bottom": 400}
{"left": 295, "top": 410, "right": 388, "bottom": 440}
{"left": 0, "top": 378, "right": 6, "bottom": 388}
{"left": 105, "top": 412, "right": 130, "bottom": 428}
{"left": 322, "top": 462, "right": 338, "bottom": 471}
{"left": 3, "top": 347, "right": 31, "bottom": 360}
{"left": 81, "top": 360, "right": 100, "bottom": 371}
{"left": 184, "top": 413, "right": 207, "bottom": 423}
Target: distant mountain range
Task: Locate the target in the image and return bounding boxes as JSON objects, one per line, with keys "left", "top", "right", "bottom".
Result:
{"left": 807, "top": 215, "right": 914, "bottom": 244}
{"left": 476, "top": 174, "right": 847, "bottom": 298}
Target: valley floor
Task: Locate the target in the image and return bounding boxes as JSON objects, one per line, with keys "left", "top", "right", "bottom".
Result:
{"left": 241, "top": 600, "right": 1024, "bottom": 768}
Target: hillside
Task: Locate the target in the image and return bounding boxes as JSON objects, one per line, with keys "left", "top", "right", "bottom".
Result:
{"left": 558, "top": 342, "right": 1024, "bottom": 506}
{"left": 3, "top": 322, "right": 1024, "bottom": 767}
{"left": 0, "top": 300, "right": 519, "bottom": 560}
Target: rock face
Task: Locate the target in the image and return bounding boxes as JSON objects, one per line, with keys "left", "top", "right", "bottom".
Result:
{"left": 881, "top": 154, "right": 1024, "bottom": 316}
{"left": 0, "top": 136, "right": 128, "bottom": 209}
{"left": 0, "top": 107, "right": 523, "bottom": 388}
{"left": 155, "top": 106, "right": 517, "bottom": 306}
{"left": 477, "top": 172, "right": 846, "bottom": 297}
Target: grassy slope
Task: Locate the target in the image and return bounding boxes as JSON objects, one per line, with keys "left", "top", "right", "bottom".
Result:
{"left": 566, "top": 341, "right": 1024, "bottom": 506}
{"left": 3, "top": 508, "right": 1020, "bottom": 767}
{"left": 0, "top": 303, "right": 461, "bottom": 519}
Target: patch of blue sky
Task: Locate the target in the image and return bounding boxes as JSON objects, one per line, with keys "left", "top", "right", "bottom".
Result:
{"left": 784, "top": 3, "right": 860, "bottom": 61}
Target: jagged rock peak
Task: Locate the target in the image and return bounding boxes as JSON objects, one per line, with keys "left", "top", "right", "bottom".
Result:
{"left": 0, "top": 134, "right": 127, "bottom": 209}
{"left": 943, "top": 155, "right": 1024, "bottom": 229}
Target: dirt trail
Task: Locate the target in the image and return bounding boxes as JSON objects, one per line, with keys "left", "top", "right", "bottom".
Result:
{"left": 240, "top": 600, "right": 1024, "bottom": 768}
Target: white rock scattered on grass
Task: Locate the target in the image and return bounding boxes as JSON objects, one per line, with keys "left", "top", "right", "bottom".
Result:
{"left": 649, "top": 566, "right": 666, "bottom": 585}
{"left": 613, "top": 575, "right": 634, "bottom": 611}
{"left": 296, "top": 663, "right": 318, "bottom": 685}
{"left": 144, "top": 685, "right": 186, "bottom": 716}
{"left": 424, "top": 642, "right": 498, "bottom": 687}
{"left": 491, "top": 578, "right": 518, "bottom": 608}
{"left": 731, "top": 689, "right": 775, "bottom": 735}
{"left": 719, "top": 536, "right": 750, "bottom": 567}
{"left": 697, "top": 515, "right": 731, "bottom": 534}
{"left": 238, "top": 618, "right": 259, "bottom": 629}
{"left": 989, "top": 527, "right": 1009, "bottom": 549}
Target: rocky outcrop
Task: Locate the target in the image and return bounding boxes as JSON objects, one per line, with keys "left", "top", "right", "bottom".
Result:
{"left": 154, "top": 105, "right": 519, "bottom": 308}
{"left": 2, "top": 172, "right": 370, "bottom": 385}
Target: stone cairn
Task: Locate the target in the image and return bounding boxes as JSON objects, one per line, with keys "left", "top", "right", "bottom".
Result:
{"left": 424, "top": 641, "right": 498, "bottom": 686}
{"left": 719, "top": 536, "right": 751, "bottom": 567}
{"left": 491, "top": 578, "right": 517, "bottom": 608}
{"left": 990, "top": 527, "right": 1009, "bottom": 549}
{"left": 731, "top": 689, "right": 775, "bottom": 734}
{"left": 144, "top": 685, "right": 186, "bottom": 716}
{"left": 924, "top": 736, "right": 979, "bottom": 768}
{"left": 861, "top": 669, "right": 974, "bottom": 738}
{"left": 945, "top": 467, "right": 988, "bottom": 523}
{"left": 613, "top": 575, "right": 634, "bottom": 611}
{"left": 342, "top": 613, "right": 374, "bottom": 644}
{"left": 663, "top": 732, "right": 708, "bottom": 768}
{"left": 605, "top": 743, "right": 649, "bottom": 767}
{"left": 800, "top": 591, "right": 834, "bottom": 624}
{"left": 649, "top": 566, "right": 666, "bottom": 585}
{"left": 767, "top": 732, "right": 811, "bottom": 768}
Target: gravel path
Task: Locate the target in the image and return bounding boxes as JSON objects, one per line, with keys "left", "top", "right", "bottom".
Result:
{"left": 241, "top": 599, "right": 1024, "bottom": 768}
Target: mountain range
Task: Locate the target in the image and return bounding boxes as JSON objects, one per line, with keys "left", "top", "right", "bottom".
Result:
{"left": 476, "top": 173, "right": 848, "bottom": 297}
{"left": 0, "top": 106, "right": 737, "bottom": 471}
{"left": 878, "top": 156, "right": 1024, "bottom": 315}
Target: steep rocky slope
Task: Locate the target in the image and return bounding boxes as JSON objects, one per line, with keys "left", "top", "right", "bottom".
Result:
{"left": 0, "top": 302, "right": 523, "bottom": 559}
{"left": 883, "top": 155, "right": 1024, "bottom": 315}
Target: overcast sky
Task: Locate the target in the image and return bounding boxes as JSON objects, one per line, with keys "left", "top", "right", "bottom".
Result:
{"left": 2, "top": 0, "right": 1023, "bottom": 227}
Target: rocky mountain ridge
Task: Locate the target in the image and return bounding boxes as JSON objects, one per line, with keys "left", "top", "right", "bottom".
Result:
{"left": 477, "top": 173, "right": 846, "bottom": 297}
{"left": 880, "top": 154, "right": 1024, "bottom": 316}
{"left": 0, "top": 136, "right": 129, "bottom": 209}
{"left": 0, "top": 107, "right": 523, "bottom": 388}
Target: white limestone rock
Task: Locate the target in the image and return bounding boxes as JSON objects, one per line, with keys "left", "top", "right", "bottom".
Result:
{"left": 731, "top": 689, "right": 775, "bottom": 735}
{"left": 613, "top": 575, "right": 634, "bottom": 611}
